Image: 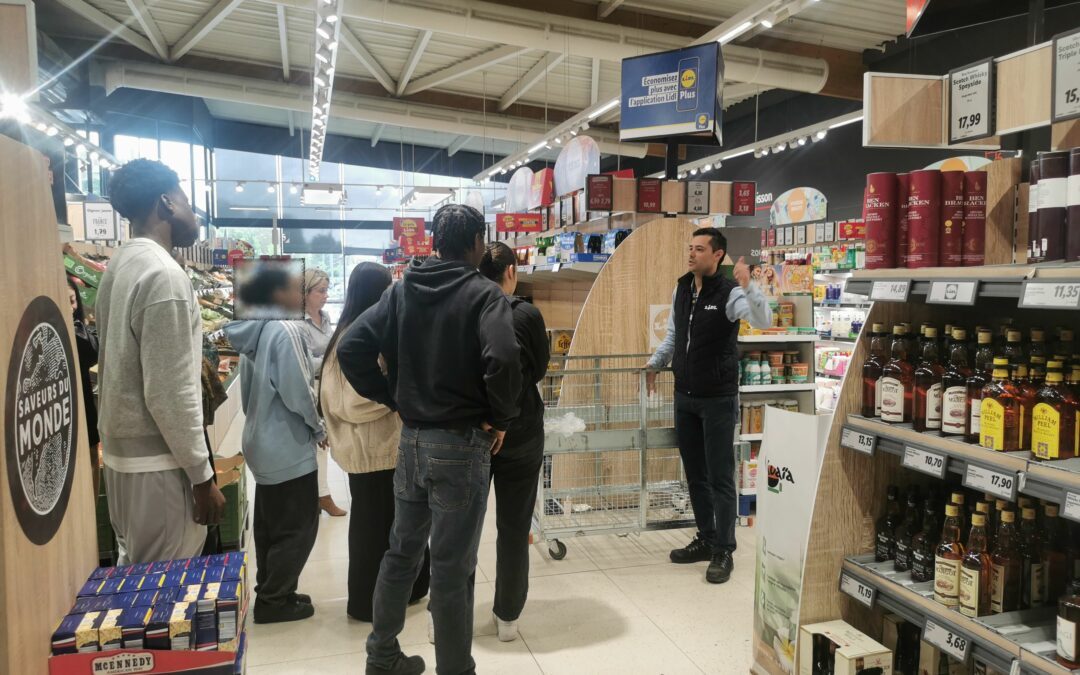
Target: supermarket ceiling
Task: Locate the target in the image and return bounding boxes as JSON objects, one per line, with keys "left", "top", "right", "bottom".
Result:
{"left": 34, "top": 0, "right": 905, "bottom": 163}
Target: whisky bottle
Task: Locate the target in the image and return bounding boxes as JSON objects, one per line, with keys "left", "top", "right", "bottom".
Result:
{"left": 880, "top": 325, "right": 914, "bottom": 424}
{"left": 1030, "top": 327, "right": 1049, "bottom": 362}
{"left": 1032, "top": 356, "right": 1048, "bottom": 387}
{"left": 1067, "top": 521, "right": 1080, "bottom": 583}
{"left": 861, "top": 323, "right": 888, "bottom": 418}
{"left": 951, "top": 491, "right": 969, "bottom": 536}
{"left": 1015, "top": 363, "right": 1038, "bottom": 452}
{"left": 875, "top": 485, "right": 902, "bottom": 562}
{"left": 1033, "top": 364, "right": 1077, "bottom": 461}
{"left": 1045, "top": 503, "right": 1069, "bottom": 602}
{"left": 967, "top": 331, "right": 994, "bottom": 443}
{"left": 900, "top": 322, "right": 916, "bottom": 360}
{"left": 990, "top": 509, "right": 1022, "bottom": 614}
{"left": 1021, "top": 506, "right": 1047, "bottom": 608}
{"left": 934, "top": 503, "right": 965, "bottom": 607}
{"left": 911, "top": 498, "right": 940, "bottom": 583}
{"left": 974, "top": 328, "right": 995, "bottom": 373}
{"left": 981, "top": 357, "right": 1021, "bottom": 452}
{"left": 943, "top": 323, "right": 955, "bottom": 355}
{"left": 1057, "top": 579, "right": 1080, "bottom": 669}
{"left": 942, "top": 328, "right": 974, "bottom": 436}
{"left": 1057, "top": 328, "right": 1076, "bottom": 361}
{"left": 894, "top": 489, "right": 923, "bottom": 572}
{"left": 914, "top": 327, "right": 945, "bottom": 432}
{"left": 1004, "top": 329, "right": 1024, "bottom": 365}
{"left": 960, "top": 513, "right": 992, "bottom": 617}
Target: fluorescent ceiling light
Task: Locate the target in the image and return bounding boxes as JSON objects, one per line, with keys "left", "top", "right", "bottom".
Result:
{"left": 721, "top": 148, "right": 754, "bottom": 160}
{"left": 587, "top": 98, "right": 619, "bottom": 119}
{"left": 528, "top": 141, "right": 546, "bottom": 153}
{"left": 718, "top": 21, "right": 752, "bottom": 44}
{"left": 229, "top": 206, "right": 271, "bottom": 212}
{"left": 829, "top": 115, "right": 863, "bottom": 129}
{"left": 316, "top": 24, "right": 332, "bottom": 39}
{"left": 313, "top": 75, "right": 327, "bottom": 87}
{"left": 400, "top": 186, "right": 453, "bottom": 210}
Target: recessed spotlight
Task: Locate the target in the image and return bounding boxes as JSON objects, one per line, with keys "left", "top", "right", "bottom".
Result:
{"left": 289, "top": 184, "right": 299, "bottom": 194}
{"left": 760, "top": 147, "right": 769, "bottom": 156}
{"left": 815, "top": 130, "right": 827, "bottom": 141}
{"left": 689, "top": 168, "right": 698, "bottom": 176}
{"left": 267, "top": 184, "right": 277, "bottom": 193}
{"left": 703, "top": 163, "right": 712, "bottom": 172}
{"left": 797, "top": 137, "right": 807, "bottom": 146}
{"left": 316, "top": 24, "right": 332, "bottom": 39}
{"left": 46, "top": 126, "right": 59, "bottom": 136}
{"left": 235, "top": 182, "right": 245, "bottom": 192}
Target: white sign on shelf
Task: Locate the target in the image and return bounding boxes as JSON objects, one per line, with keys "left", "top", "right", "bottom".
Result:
{"left": 923, "top": 618, "right": 971, "bottom": 662}
{"left": 963, "top": 463, "right": 1017, "bottom": 501}
{"left": 840, "top": 427, "right": 876, "bottom": 455}
{"left": 948, "top": 58, "right": 994, "bottom": 143}
{"left": 927, "top": 280, "right": 979, "bottom": 306}
{"left": 552, "top": 262, "right": 562, "bottom": 273}
{"left": 870, "top": 280, "right": 911, "bottom": 302}
{"left": 84, "top": 202, "right": 118, "bottom": 240}
{"left": 1053, "top": 28, "right": 1080, "bottom": 123}
{"left": 839, "top": 571, "right": 875, "bottom": 609}
{"left": 1064, "top": 492, "right": 1080, "bottom": 523}
{"left": 1019, "top": 281, "right": 1080, "bottom": 309}
{"left": 903, "top": 445, "right": 947, "bottom": 479}
{"left": 685, "top": 180, "right": 710, "bottom": 215}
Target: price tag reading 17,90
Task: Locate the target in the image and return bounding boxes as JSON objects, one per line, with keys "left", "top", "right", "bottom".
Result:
{"left": 1019, "top": 281, "right": 1080, "bottom": 309}
{"left": 840, "top": 427, "right": 876, "bottom": 455}
{"left": 903, "top": 446, "right": 947, "bottom": 479}
{"left": 923, "top": 619, "right": 971, "bottom": 662}
{"left": 963, "top": 464, "right": 1017, "bottom": 501}
{"left": 839, "top": 572, "right": 875, "bottom": 609}
{"left": 869, "top": 280, "right": 911, "bottom": 302}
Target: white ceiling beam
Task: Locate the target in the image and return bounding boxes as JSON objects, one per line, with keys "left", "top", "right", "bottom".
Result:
{"left": 596, "top": 0, "right": 625, "bottom": 19}
{"left": 170, "top": 0, "right": 245, "bottom": 61}
{"left": 339, "top": 24, "right": 396, "bottom": 95}
{"left": 123, "top": 0, "right": 169, "bottom": 61}
{"left": 590, "top": 58, "right": 600, "bottom": 105}
{"left": 396, "top": 30, "right": 432, "bottom": 97}
{"left": 370, "top": 123, "right": 385, "bottom": 147}
{"left": 53, "top": 0, "right": 158, "bottom": 58}
{"left": 446, "top": 135, "right": 471, "bottom": 156}
{"left": 404, "top": 45, "right": 530, "bottom": 97}
{"left": 276, "top": 4, "right": 290, "bottom": 79}
{"left": 498, "top": 52, "right": 564, "bottom": 111}
{"left": 692, "top": 0, "right": 782, "bottom": 45}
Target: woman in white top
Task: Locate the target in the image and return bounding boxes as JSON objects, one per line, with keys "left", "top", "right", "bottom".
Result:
{"left": 299, "top": 268, "right": 347, "bottom": 517}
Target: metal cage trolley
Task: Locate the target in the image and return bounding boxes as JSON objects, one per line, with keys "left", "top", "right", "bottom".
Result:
{"left": 534, "top": 354, "right": 693, "bottom": 560}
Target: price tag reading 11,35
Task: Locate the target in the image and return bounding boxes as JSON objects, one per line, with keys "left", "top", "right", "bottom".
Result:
{"left": 840, "top": 427, "right": 876, "bottom": 455}
{"left": 839, "top": 572, "right": 875, "bottom": 609}
{"left": 923, "top": 619, "right": 971, "bottom": 662}
{"left": 869, "top": 280, "right": 911, "bottom": 302}
{"left": 903, "top": 446, "right": 947, "bottom": 479}
{"left": 1019, "top": 281, "right": 1080, "bottom": 309}
{"left": 962, "top": 464, "right": 1017, "bottom": 501}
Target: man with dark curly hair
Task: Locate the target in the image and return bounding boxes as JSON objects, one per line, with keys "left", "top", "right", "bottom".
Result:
{"left": 97, "top": 159, "right": 225, "bottom": 564}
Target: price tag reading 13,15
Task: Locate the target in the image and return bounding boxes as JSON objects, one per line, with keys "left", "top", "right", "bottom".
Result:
{"left": 869, "top": 280, "right": 911, "bottom": 302}
{"left": 1019, "top": 281, "right": 1080, "bottom": 309}
{"left": 840, "top": 427, "right": 876, "bottom": 455}
{"left": 839, "top": 571, "right": 875, "bottom": 609}
{"left": 923, "top": 619, "right": 971, "bottom": 662}
{"left": 962, "top": 464, "right": 1017, "bottom": 501}
{"left": 903, "top": 445, "right": 947, "bottom": 479}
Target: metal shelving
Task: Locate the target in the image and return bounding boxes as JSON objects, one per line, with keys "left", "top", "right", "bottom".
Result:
{"left": 516, "top": 262, "right": 605, "bottom": 284}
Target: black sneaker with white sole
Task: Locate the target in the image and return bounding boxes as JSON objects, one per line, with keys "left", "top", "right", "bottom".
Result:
{"left": 669, "top": 533, "right": 713, "bottom": 564}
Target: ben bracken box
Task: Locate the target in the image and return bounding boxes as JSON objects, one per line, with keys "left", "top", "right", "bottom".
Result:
{"left": 798, "top": 620, "right": 893, "bottom": 675}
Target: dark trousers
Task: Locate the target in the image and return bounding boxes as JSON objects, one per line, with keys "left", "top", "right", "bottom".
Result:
{"left": 367, "top": 427, "right": 492, "bottom": 675}
{"left": 674, "top": 392, "right": 739, "bottom": 554}
{"left": 490, "top": 436, "right": 544, "bottom": 622}
{"left": 347, "top": 469, "right": 431, "bottom": 621}
{"left": 253, "top": 471, "right": 319, "bottom": 606}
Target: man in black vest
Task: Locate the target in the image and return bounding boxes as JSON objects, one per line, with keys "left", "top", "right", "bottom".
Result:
{"left": 645, "top": 227, "right": 772, "bottom": 584}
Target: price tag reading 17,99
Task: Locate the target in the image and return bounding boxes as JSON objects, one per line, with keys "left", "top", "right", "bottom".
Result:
{"left": 963, "top": 464, "right": 1017, "bottom": 501}
{"left": 923, "top": 619, "right": 971, "bottom": 662}
{"left": 840, "top": 427, "right": 876, "bottom": 455}
{"left": 839, "top": 572, "right": 875, "bottom": 609}
{"left": 1019, "top": 281, "right": 1080, "bottom": 309}
{"left": 903, "top": 446, "right": 947, "bottom": 479}
{"left": 869, "top": 280, "right": 911, "bottom": 302}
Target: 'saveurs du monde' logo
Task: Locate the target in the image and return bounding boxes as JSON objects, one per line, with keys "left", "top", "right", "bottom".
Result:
{"left": 5, "top": 295, "right": 79, "bottom": 545}
{"left": 767, "top": 463, "right": 795, "bottom": 494}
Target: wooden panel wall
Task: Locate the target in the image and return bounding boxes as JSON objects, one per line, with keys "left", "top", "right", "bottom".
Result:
{"left": 0, "top": 2, "right": 32, "bottom": 95}
{"left": 996, "top": 45, "right": 1052, "bottom": 133}
{"left": 985, "top": 158, "right": 1022, "bottom": 265}
{"left": 1051, "top": 119, "right": 1080, "bottom": 149}
{"left": 866, "top": 75, "right": 944, "bottom": 146}
{"left": 528, "top": 283, "right": 593, "bottom": 331}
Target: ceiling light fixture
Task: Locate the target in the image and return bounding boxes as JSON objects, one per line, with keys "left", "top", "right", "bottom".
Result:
{"left": 267, "top": 183, "right": 277, "bottom": 193}
{"left": 702, "top": 163, "right": 712, "bottom": 172}
{"left": 0, "top": 93, "right": 30, "bottom": 122}
{"left": 289, "top": 184, "right": 299, "bottom": 194}
{"left": 717, "top": 21, "right": 753, "bottom": 44}
{"left": 815, "top": 130, "right": 827, "bottom": 141}
{"left": 235, "top": 182, "right": 246, "bottom": 192}
{"left": 689, "top": 168, "right": 698, "bottom": 176}
{"left": 313, "top": 75, "right": 327, "bottom": 87}
{"left": 829, "top": 115, "right": 863, "bottom": 129}
{"left": 760, "top": 13, "right": 775, "bottom": 28}
{"left": 587, "top": 97, "right": 619, "bottom": 119}
{"left": 316, "top": 50, "right": 330, "bottom": 64}
{"left": 325, "top": 13, "right": 338, "bottom": 22}
{"left": 797, "top": 136, "right": 807, "bottom": 146}
{"left": 316, "top": 24, "right": 332, "bottom": 39}
{"left": 528, "top": 141, "right": 546, "bottom": 153}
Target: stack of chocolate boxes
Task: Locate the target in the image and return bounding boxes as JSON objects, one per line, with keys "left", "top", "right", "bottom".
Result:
{"left": 51, "top": 553, "right": 247, "bottom": 656}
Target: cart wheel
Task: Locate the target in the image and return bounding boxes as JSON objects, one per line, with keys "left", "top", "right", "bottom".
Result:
{"left": 548, "top": 540, "right": 567, "bottom": 560}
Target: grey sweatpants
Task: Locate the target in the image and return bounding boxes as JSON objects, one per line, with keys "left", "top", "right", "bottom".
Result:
{"left": 104, "top": 467, "right": 207, "bottom": 564}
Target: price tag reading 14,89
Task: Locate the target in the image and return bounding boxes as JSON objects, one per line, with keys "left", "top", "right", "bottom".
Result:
{"left": 923, "top": 619, "right": 970, "bottom": 662}
{"left": 869, "top": 280, "right": 911, "bottom": 302}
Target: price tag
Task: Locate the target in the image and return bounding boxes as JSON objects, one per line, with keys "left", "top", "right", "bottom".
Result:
{"left": 552, "top": 262, "right": 562, "bottom": 273}
{"left": 840, "top": 427, "right": 876, "bottom": 455}
{"left": 84, "top": 202, "right": 118, "bottom": 240}
{"left": 927, "top": 281, "right": 979, "bottom": 306}
{"left": 903, "top": 445, "right": 947, "bottom": 479}
{"left": 839, "top": 571, "right": 875, "bottom": 609}
{"left": 1063, "top": 492, "right": 1080, "bottom": 523}
{"left": 923, "top": 618, "right": 971, "bottom": 662}
{"left": 1019, "top": 281, "right": 1080, "bottom": 309}
{"left": 870, "top": 280, "right": 911, "bottom": 302}
{"left": 962, "top": 464, "right": 1018, "bottom": 501}
{"left": 1053, "top": 28, "right": 1080, "bottom": 123}
{"left": 948, "top": 58, "right": 994, "bottom": 143}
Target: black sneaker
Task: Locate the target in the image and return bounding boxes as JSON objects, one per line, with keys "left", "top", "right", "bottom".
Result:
{"left": 706, "top": 551, "right": 734, "bottom": 584}
{"left": 252, "top": 599, "right": 315, "bottom": 624}
{"left": 366, "top": 654, "right": 426, "bottom": 675}
{"left": 670, "top": 533, "right": 712, "bottom": 564}
{"left": 290, "top": 592, "right": 312, "bottom": 605}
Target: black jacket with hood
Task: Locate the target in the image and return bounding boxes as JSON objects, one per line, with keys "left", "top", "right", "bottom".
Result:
{"left": 336, "top": 256, "right": 522, "bottom": 431}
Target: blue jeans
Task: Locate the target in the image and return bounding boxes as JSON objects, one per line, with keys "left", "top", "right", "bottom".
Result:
{"left": 366, "top": 426, "right": 493, "bottom": 675}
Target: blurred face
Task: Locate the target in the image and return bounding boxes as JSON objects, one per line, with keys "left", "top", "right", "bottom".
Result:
{"left": 273, "top": 274, "right": 305, "bottom": 312}
{"left": 307, "top": 279, "right": 329, "bottom": 312}
{"left": 687, "top": 235, "right": 723, "bottom": 275}
{"left": 67, "top": 287, "right": 78, "bottom": 316}
{"left": 164, "top": 188, "right": 199, "bottom": 248}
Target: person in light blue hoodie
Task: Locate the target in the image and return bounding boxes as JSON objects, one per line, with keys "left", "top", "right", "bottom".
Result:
{"left": 224, "top": 264, "right": 326, "bottom": 625}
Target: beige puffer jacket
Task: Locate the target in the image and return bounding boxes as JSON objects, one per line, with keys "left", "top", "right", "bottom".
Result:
{"left": 320, "top": 348, "right": 400, "bottom": 474}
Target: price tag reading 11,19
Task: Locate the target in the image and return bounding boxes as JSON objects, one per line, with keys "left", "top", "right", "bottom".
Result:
{"left": 962, "top": 464, "right": 1017, "bottom": 501}
{"left": 1019, "top": 281, "right": 1080, "bottom": 309}
{"left": 840, "top": 427, "right": 876, "bottom": 455}
{"left": 839, "top": 572, "right": 875, "bottom": 609}
{"left": 869, "top": 280, "right": 911, "bottom": 302}
{"left": 903, "top": 445, "right": 947, "bottom": 479}
{"left": 924, "top": 619, "right": 971, "bottom": 662}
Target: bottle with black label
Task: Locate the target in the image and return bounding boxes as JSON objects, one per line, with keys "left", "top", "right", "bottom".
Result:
{"left": 894, "top": 488, "right": 923, "bottom": 573}
{"left": 914, "top": 327, "right": 945, "bottom": 432}
{"left": 880, "top": 325, "right": 914, "bottom": 423}
{"left": 1021, "top": 506, "right": 1047, "bottom": 608}
{"left": 942, "top": 328, "right": 973, "bottom": 436}
{"left": 1004, "top": 329, "right": 1024, "bottom": 365}
{"left": 1058, "top": 579, "right": 1080, "bottom": 669}
{"left": 1045, "top": 503, "right": 1069, "bottom": 602}
{"left": 990, "top": 509, "right": 1022, "bottom": 614}
{"left": 875, "top": 485, "right": 902, "bottom": 562}
{"left": 934, "top": 503, "right": 965, "bottom": 607}
{"left": 1030, "top": 327, "right": 1049, "bottom": 362}
{"left": 1057, "top": 328, "right": 1076, "bottom": 362}
{"left": 862, "top": 323, "right": 888, "bottom": 418}
{"left": 911, "top": 498, "right": 940, "bottom": 583}
{"left": 960, "top": 513, "right": 992, "bottom": 617}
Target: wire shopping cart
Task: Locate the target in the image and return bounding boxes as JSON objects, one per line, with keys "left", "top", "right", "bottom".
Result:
{"left": 534, "top": 354, "right": 693, "bottom": 560}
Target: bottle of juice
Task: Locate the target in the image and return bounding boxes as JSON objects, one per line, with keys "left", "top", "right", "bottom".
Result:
{"left": 914, "top": 327, "right": 945, "bottom": 433}
{"left": 990, "top": 509, "right": 1022, "bottom": 614}
{"left": 960, "top": 513, "right": 992, "bottom": 617}
{"left": 981, "top": 357, "right": 1020, "bottom": 452}
{"left": 935, "top": 503, "right": 965, "bottom": 608}
{"left": 942, "top": 328, "right": 974, "bottom": 436}
{"left": 1033, "top": 363, "right": 1077, "bottom": 461}
{"left": 880, "top": 325, "right": 914, "bottom": 424}
{"left": 861, "top": 323, "right": 887, "bottom": 418}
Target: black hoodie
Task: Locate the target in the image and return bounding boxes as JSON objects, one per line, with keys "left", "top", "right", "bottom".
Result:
{"left": 336, "top": 257, "right": 522, "bottom": 431}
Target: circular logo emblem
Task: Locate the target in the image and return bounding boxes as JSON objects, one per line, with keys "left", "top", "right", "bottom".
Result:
{"left": 680, "top": 69, "right": 696, "bottom": 89}
{"left": 5, "top": 295, "right": 79, "bottom": 545}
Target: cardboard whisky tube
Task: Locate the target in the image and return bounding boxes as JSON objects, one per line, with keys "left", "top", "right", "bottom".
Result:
{"left": 864, "top": 172, "right": 897, "bottom": 269}
{"left": 940, "top": 170, "right": 965, "bottom": 266}
{"left": 1039, "top": 151, "right": 1069, "bottom": 261}
{"left": 897, "top": 173, "right": 910, "bottom": 267}
{"left": 1029, "top": 160, "right": 1041, "bottom": 262}
{"left": 962, "top": 171, "right": 987, "bottom": 267}
{"left": 907, "top": 169, "right": 941, "bottom": 268}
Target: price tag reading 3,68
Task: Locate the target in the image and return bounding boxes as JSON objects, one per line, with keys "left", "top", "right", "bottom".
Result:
{"left": 870, "top": 280, "right": 911, "bottom": 302}
{"left": 1019, "top": 281, "right": 1080, "bottom": 309}
{"left": 924, "top": 619, "right": 970, "bottom": 662}
{"left": 963, "top": 464, "right": 1017, "bottom": 501}
{"left": 840, "top": 427, "right": 876, "bottom": 455}
{"left": 903, "top": 446, "right": 947, "bottom": 479}
{"left": 839, "top": 572, "right": 875, "bottom": 609}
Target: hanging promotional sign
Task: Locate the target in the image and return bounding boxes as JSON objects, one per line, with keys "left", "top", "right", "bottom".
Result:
{"left": 495, "top": 213, "right": 544, "bottom": 233}
{"left": 733, "top": 181, "right": 756, "bottom": 216}
{"left": 619, "top": 42, "right": 724, "bottom": 143}
{"left": 769, "top": 187, "right": 827, "bottom": 226}
{"left": 554, "top": 136, "right": 601, "bottom": 198}
{"left": 398, "top": 234, "right": 432, "bottom": 257}
{"left": 393, "top": 217, "right": 426, "bottom": 240}
{"left": 948, "top": 58, "right": 995, "bottom": 143}
{"left": 586, "top": 175, "right": 614, "bottom": 211}
{"left": 506, "top": 167, "right": 535, "bottom": 213}
{"left": 531, "top": 168, "right": 556, "bottom": 209}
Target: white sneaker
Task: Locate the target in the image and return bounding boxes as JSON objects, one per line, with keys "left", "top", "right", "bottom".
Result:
{"left": 427, "top": 612, "right": 435, "bottom": 644}
{"left": 493, "top": 612, "right": 519, "bottom": 642}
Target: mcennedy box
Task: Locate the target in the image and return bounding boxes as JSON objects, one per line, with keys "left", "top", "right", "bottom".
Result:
{"left": 51, "top": 612, "right": 105, "bottom": 655}
{"left": 799, "top": 620, "right": 893, "bottom": 675}
{"left": 97, "top": 609, "right": 125, "bottom": 651}
{"left": 118, "top": 607, "right": 153, "bottom": 648}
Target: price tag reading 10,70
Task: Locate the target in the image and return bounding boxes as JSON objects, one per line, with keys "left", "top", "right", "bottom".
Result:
{"left": 903, "top": 446, "right": 947, "bottom": 479}
{"left": 923, "top": 619, "right": 971, "bottom": 662}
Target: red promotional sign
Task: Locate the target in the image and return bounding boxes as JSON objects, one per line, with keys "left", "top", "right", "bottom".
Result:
{"left": 607, "top": 168, "right": 635, "bottom": 179}
{"left": 226, "top": 249, "right": 246, "bottom": 267}
{"left": 495, "top": 213, "right": 544, "bottom": 233}
{"left": 393, "top": 217, "right": 426, "bottom": 239}
{"left": 838, "top": 220, "right": 866, "bottom": 240}
{"left": 637, "top": 178, "right": 662, "bottom": 213}
{"left": 399, "top": 234, "right": 432, "bottom": 256}
{"left": 767, "top": 229, "right": 776, "bottom": 247}
{"left": 732, "top": 181, "right": 756, "bottom": 216}
{"left": 530, "top": 168, "right": 555, "bottom": 208}
{"left": 586, "top": 175, "right": 614, "bottom": 211}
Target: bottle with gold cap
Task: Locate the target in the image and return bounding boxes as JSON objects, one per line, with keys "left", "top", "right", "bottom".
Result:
{"left": 1021, "top": 506, "right": 1047, "bottom": 608}
{"left": 1033, "top": 361, "right": 1077, "bottom": 460}
{"left": 981, "top": 357, "right": 1020, "bottom": 452}
{"left": 1056, "top": 328, "right": 1076, "bottom": 361}
{"left": 1014, "top": 363, "right": 1038, "bottom": 452}
{"left": 1030, "top": 327, "right": 1049, "bottom": 362}
{"left": 1044, "top": 503, "right": 1069, "bottom": 601}
{"left": 861, "top": 323, "right": 888, "bottom": 418}
{"left": 942, "top": 328, "right": 974, "bottom": 436}
{"left": 880, "top": 325, "right": 914, "bottom": 423}
{"left": 1003, "top": 329, "right": 1024, "bottom": 365}
{"left": 934, "top": 503, "right": 965, "bottom": 608}
{"left": 967, "top": 330, "right": 995, "bottom": 443}
{"left": 914, "top": 326, "right": 945, "bottom": 432}
{"left": 942, "top": 323, "right": 955, "bottom": 354}
{"left": 960, "top": 512, "right": 992, "bottom": 617}
{"left": 1032, "top": 356, "right": 1048, "bottom": 388}
{"left": 951, "top": 491, "right": 969, "bottom": 535}
{"left": 990, "top": 509, "right": 1022, "bottom": 614}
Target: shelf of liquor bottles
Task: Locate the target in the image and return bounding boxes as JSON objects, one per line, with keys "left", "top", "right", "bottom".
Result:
{"left": 844, "top": 264, "right": 1080, "bottom": 308}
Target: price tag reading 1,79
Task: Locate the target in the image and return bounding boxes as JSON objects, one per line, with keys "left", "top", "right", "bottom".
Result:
{"left": 840, "top": 427, "right": 876, "bottom": 455}
{"left": 839, "top": 571, "right": 875, "bottom": 609}
{"left": 962, "top": 464, "right": 1017, "bottom": 501}
{"left": 1019, "top": 281, "right": 1080, "bottom": 310}
{"left": 869, "top": 280, "right": 911, "bottom": 302}
{"left": 903, "top": 446, "right": 947, "bottom": 479}
{"left": 923, "top": 619, "right": 971, "bottom": 662}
